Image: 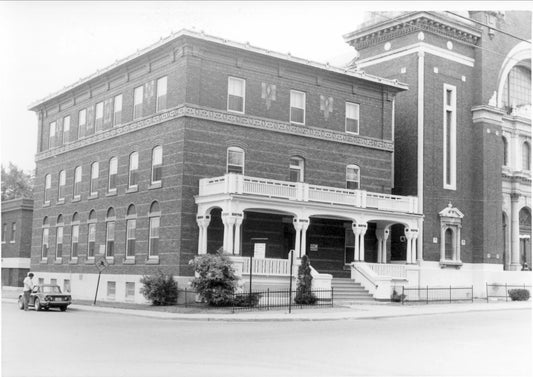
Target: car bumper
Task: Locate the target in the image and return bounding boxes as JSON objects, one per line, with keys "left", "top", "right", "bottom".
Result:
{"left": 41, "top": 302, "right": 71, "bottom": 308}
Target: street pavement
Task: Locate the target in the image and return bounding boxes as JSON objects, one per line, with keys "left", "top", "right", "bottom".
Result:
{"left": 1, "top": 299, "right": 531, "bottom": 377}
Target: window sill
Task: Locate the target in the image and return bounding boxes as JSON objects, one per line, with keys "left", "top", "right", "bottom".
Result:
{"left": 148, "top": 182, "right": 162, "bottom": 190}
{"left": 43, "top": 202, "right": 51, "bottom": 207}
{"left": 123, "top": 258, "right": 135, "bottom": 265}
{"left": 88, "top": 193, "right": 99, "bottom": 200}
{"left": 57, "top": 199, "right": 65, "bottom": 205}
{"left": 69, "top": 258, "right": 78, "bottom": 264}
{"left": 72, "top": 197, "right": 81, "bottom": 203}
{"left": 106, "top": 191, "right": 117, "bottom": 197}
{"left": 40, "top": 259, "right": 48, "bottom": 264}
{"left": 54, "top": 258, "right": 63, "bottom": 264}
{"left": 345, "top": 130, "right": 360, "bottom": 136}
{"left": 85, "top": 257, "right": 95, "bottom": 265}
{"left": 146, "top": 256, "right": 160, "bottom": 264}
{"left": 106, "top": 257, "right": 115, "bottom": 265}
{"left": 126, "top": 186, "right": 138, "bottom": 194}
{"left": 9, "top": 241, "right": 15, "bottom": 244}
{"left": 227, "top": 108, "right": 245, "bottom": 115}
{"left": 439, "top": 260, "right": 463, "bottom": 269}
{"left": 290, "top": 121, "right": 305, "bottom": 126}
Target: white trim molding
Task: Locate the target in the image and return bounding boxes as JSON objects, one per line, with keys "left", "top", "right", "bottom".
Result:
{"left": 443, "top": 83, "right": 457, "bottom": 191}
{"left": 1, "top": 257, "right": 31, "bottom": 269}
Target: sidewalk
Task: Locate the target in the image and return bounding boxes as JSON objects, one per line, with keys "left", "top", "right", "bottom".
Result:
{"left": 2, "top": 288, "right": 530, "bottom": 321}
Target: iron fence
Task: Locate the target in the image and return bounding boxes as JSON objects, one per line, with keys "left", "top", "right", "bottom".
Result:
{"left": 177, "top": 288, "right": 334, "bottom": 312}
{"left": 486, "top": 283, "right": 531, "bottom": 302}
{"left": 397, "top": 286, "right": 474, "bottom": 304}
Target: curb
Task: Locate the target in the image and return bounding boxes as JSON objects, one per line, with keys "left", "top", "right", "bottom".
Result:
{"left": 2, "top": 298, "right": 530, "bottom": 322}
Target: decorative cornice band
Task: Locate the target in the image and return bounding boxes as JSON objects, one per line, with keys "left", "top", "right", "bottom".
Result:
{"left": 35, "top": 105, "right": 394, "bottom": 161}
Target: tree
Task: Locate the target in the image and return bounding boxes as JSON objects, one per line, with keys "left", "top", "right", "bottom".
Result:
{"left": 1, "top": 162, "right": 34, "bottom": 201}
{"left": 294, "top": 255, "right": 318, "bottom": 305}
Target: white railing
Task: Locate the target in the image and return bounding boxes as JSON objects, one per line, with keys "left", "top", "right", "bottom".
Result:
{"left": 199, "top": 174, "right": 419, "bottom": 214}
{"left": 366, "top": 263, "right": 407, "bottom": 279}
{"left": 236, "top": 257, "right": 292, "bottom": 276}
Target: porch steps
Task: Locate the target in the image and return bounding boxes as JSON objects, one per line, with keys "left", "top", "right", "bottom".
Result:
{"left": 331, "top": 278, "right": 375, "bottom": 303}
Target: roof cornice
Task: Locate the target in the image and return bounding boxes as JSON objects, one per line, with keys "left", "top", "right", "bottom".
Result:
{"left": 28, "top": 29, "right": 407, "bottom": 111}
{"left": 343, "top": 11, "right": 482, "bottom": 51}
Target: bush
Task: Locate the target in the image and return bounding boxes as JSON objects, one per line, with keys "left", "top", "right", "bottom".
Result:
{"left": 391, "top": 289, "right": 406, "bottom": 303}
{"left": 233, "top": 292, "right": 262, "bottom": 307}
{"left": 508, "top": 289, "right": 530, "bottom": 301}
{"left": 140, "top": 271, "right": 179, "bottom": 306}
{"left": 294, "top": 255, "right": 318, "bottom": 305}
{"left": 189, "top": 250, "right": 238, "bottom": 306}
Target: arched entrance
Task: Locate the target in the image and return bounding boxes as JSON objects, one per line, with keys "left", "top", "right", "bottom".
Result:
{"left": 519, "top": 207, "right": 531, "bottom": 269}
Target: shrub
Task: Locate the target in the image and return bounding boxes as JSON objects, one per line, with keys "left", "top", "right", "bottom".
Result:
{"left": 391, "top": 289, "right": 406, "bottom": 303}
{"left": 508, "top": 289, "right": 530, "bottom": 301}
{"left": 294, "top": 255, "right": 318, "bottom": 305}
{"left": 233, "top": 292, "right": 262, "bottom": 307}
{"left": 140, "top": 271, "right": 178, "bottom": 306}
{"left": 189, "top": 250, "right": 238, "bottom": 306}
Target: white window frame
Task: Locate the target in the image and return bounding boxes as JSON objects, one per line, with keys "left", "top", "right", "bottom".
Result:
{"left": 151, "top": 146, "right": 163, "bottom": 185}
{"left": 90, "top": 162, "right": 99, "bottom": 196}
{"left": 44, "top": 174, "right": 51, "bottom": 205}
{"left": 10, "top": 222, "right": 16, "bottom": 243}
{"left": 227, "top": 147, "right": 245, "bottom": 174}
{"left": 106, "top": 219, "right": 115, "bottom": 258}
{"left": 128, "top": 152, "right": 139, "bottom": 189}
{"left": 522, "top": 141, "right": 531, "bottom": 171}
{"left": 71, "top": 222, "right": 79, "bottom": 260}
{"left": 56, "top": 223, "right": 64, "bottom": 260}
{"left": 58, "top": 170, "right": 66, "bottom": 201}
{"left": 108, "top": 157, "right": 118, "bottom": 193}
{"left": 289, "top": 157, "right": 305, "bottom": 182}
{"left": 113, "top": 94, "right": 122, "bottom": 126}
{"left": 133, "top": 85, "right": 144, "bottom": 120}
{"left": 290, "top": 90, "right": 306, "bottom": 125}
{"left": 73, "top": 166, "right": 82, "bottom": 199}
{"left": 346, "top": 165, "right": 360, "bottom": 190}
{"left": 63, "top": 115, "right": 71, "bottom": 143}
{"left": 443, "top": 84, "right": 457, "bottom": 190}
{"left": 49, "top": 121, "right": 56, "bottom": 149}
{"left": 41, "top": 224, "right": 49, "bottom": 260}
{"left": 87, "top": 221, "right": 96, "bottom": 259}
{"left": 227, "top": 77, "right": 246, "bottom": 114}
{"left": 95, "top": 101, "right": 104, "bottom": 131}
{"left": 78, "top": 108, "right": 87, "bottom": 137}
{"left": 345, "top": 102, "right": 360, "bottom": 135}
{"left": 156, "top": 76, "right": 168, "bottom": 112}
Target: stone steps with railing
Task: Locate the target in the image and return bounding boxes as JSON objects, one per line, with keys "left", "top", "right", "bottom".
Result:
{"left": 332, "top": 278, "right": 375, "bottom": 302}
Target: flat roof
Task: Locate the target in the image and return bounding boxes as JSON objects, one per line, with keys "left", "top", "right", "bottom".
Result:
{"left": 29, "top": 29, "right": 408, "bottom": 111}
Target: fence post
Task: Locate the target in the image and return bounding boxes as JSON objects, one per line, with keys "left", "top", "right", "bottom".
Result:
{"left": 505, "top": 283, "right": 508, "bottom": 302}
{"left": 486, "top": 283, "right": 488, "bottom": 303}
{"left": 449, "top": 285, "right": 452, "bottom": 304}
{"left": 426, "top": 286, "right": 429, "bottom": 304}
{"left": 267, "top": 288, "right": 270, "bottom": 311}
{"left": 401, "top": 286, "right": 405, "bottom": 305}
{"left": 471, "top": 286, "right": 474, "bottom": 303}
{"left": 184, "top": 288, "right": 187, "bottom": 307}
{"left": 331, "top": 287, "right": 334, "bottom": 307}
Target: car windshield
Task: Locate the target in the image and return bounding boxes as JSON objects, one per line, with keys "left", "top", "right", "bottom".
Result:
{"left": 41, "top": 286, "right": 62, "bottom": 294}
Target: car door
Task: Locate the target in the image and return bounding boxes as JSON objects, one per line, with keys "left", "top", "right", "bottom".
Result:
{"left": 30, "top": 286, "right": 39, "bottom": 305}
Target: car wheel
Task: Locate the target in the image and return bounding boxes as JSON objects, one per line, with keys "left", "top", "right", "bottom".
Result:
{"left": 44, "top": 307, "right": 49, "bottom": 311}
{"left": 34, "top": 298, "right": 42, "bottom": 311}
{"left": 60, "top": 306, "right": 67, "bottom": 312}
{"left": 18, "top": 297, "right": 24, "bottom": 310}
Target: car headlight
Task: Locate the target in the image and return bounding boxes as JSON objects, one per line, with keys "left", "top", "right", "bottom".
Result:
{"left": 44, "top": 296, "right": 51, "bottom": 301}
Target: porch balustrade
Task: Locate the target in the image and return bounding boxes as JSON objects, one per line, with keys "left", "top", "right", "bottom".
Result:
{"left": 365, "top": 262, "right": 407, "bottom": 279}
{"left": 199, "top": 174, "right": 418, "bottom": 214}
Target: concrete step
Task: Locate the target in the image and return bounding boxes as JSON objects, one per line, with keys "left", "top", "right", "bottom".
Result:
{"left": 331, "top": 278, "right": 374, "bottom": 302}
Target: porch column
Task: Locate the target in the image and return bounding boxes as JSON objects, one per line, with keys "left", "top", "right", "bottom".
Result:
{"left": 352, "top": 223, "right": 360, "bottom": 261}
{"left": 510, "top": 193, "right": 521, "bottom": 270}
{"left": 456, "top": 226, "right": 461, "bottom": 262}
{"left": 405, "top": 229, "right": 413, "bottom": 264}
{"left": 440, "top": 226, "right": 446, "bottom": 262}
{"left": 300, "top": 220, "right": 309, "bottom": 257}
{"left": 233, "top": 215, "right": 243, "bottom": 255}
{"left": 410, "top": 229, "right": 419, "bottom": 264}
{"left": 376, "top": 226, "right": 390, "bottom": 264}
{"left": 222, "top": 214, "right": 236, "bottom": 254}
{"left": 358, "top": 224, "right": 368, "bottom": 262}
{"left": 196, "top": 216, "right": 211, "bottom": 254}
{"left": 293, "top": 219, "right": 302, "bottom": 259}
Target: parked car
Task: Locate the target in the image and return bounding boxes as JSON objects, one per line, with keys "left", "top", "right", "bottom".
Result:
{"left": 18, "top": 284, "right": 72, "bottom": 311}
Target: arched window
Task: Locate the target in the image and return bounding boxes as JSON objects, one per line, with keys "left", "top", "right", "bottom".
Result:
{"left": 502, "top": 137, "right": 508, "bottom": 167}
{"left": 105, "top": 207, "right": 116, "bottom": 258}
{"left": 44, "top": 174, "right": 51, "bottom": 204}
{"left": 108, "top": 157, "right": 118, "bottom": 193}
{"left": 227, "top": 147, "right": 244, "bottom": 174}
{"left": 71, "top": 212, "right": 80, "bottom": 260}
{"left": 444, "top": 228, "right": 454, "bottom": 260}
{"left": 87, "top": 209, "right": 97, "bottom": 258}
{"left": 289, "top": 156, "right": 305, "bottom": 182}
{"left": 128, "top": 152, "right": 139, "bottom": 189}
{"left": 73, "top": 166, "right": 82, "bottom": 199}
{"left": 151, "top": 146, "right": 163, "bottom": 185}
{"left": 346, "top": 165, "right": 360, "bottom": 190}
{"left": 522, "top": 142, "right": 531, "bottom": 171}
{"left": 58, "top": 170, "right": 66, "bottom": 201}
{"left": 56, "top": 215, "right": 64, "bottom": 260}
{"left": 90, "top": 162, "right": 99, "bottom": 196}
{"left": 42, "top": 217, "right": 49, "bottom": 260}
{"left": 502, "top": 65, "right": 531, "bottom": 110}
{"left": 149, "top": 201, "right": 161, "bottom": 258}
{"left": 125, "top": 204, "right": 136, "bottom": 258}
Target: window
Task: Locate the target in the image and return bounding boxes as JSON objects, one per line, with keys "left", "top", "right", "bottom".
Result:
{"left": 108, "top": 157, "right": 118, "bottom": 193}
{"left": 44, "top": 174, "right": 51, "bottom": 204}
{"left": 149, "top": 201, "right": 160, "bottom": 258}
{"left": 42, "top": 217, "right": 49, "bottom": 260}
{"left": 63, "top": 279, "right": 71, "bottom": 293}
{"left": 502, "top": 137, "right": 509, "bottom": 167}
{"left": 151, "top": 146, "right": 163, "bottom": 185}
{"left": 71, "top": 213, "right": 80, "bottom": 260}
{"left": 58, "top": 170, "right": 66, "bottom": 201}
{"left": 78, "top": 109, "right": 87, "bottom": 138}
{"left": 346, "top": 165, "right": 360, "bottom": 190}
{"left": 90, "top": 162, "right": 99, "bottom": 196}
{"left": 87, "top": 210, "right": 97, "bottom": 258}
{"left": 73, "top": 166, "right": 82, "bottom": 199}
{"left": 113, "top": 94, "right": 122, "bottom": 125}
{"left": 125, "top": 282, "right": 135, "bottom": 301}
{"left": 227, "top": 147, "right": 244, "bottom": 174}
{"left": 49, "top": 121, "right": 56, "bottom": 149}
{"left": 56, "top": 215, "right": 64, "bottom": 259}
{"left": 107, "top": 281, "right": 116, "bottom": 299}
{"left": 156, "top": 76, "right": 167, "bottom": 112}
{"left": 38, "top": 278, "right": 44, "bottom": 285}
{"left": 105, "top": 208, "right": 115, "bottom": 258}
{"left": 10, "top": 222, "right": 16, "bottom": 243}
{"left": 95, "top": 101, "right": 104, "bottom": 132}
{"left": 523, "top": 142, "right": 531, "bottom": 171}
{"left": 50, "top": 278, "right": 57, "bottom": 286}
{"left": 128, "top": 152, "right": 139, "bottom": 188}
{"left": 63, "top": 115, "right": 71, "bottom": 143}
{"left": 502, "top": 65, "right": 531, "bottom": 109}
{"left": 2, "top": 223, "right": 6, "bottom": 242}
{"left": 289, "top": 157, "right": 305, "bottom": 182}
{"left": 345, "top": 102, "right": 360, "bottom": 134}
{"left": 86, "top": 106, "right": 94, "bottom": 135}
{"left": 126, "top": 205, "right": 136, "bottom": 258}
{"left": 443, "top": 84, "right": 456, "bottom": 190}
{"left": 133, "top": 86, "right": 143, "bottom": 119}
{"left": 227, "top": 77, "right": 245, "bottom": 113}
{"left": 290, "top": 90, "right": 305, "bottom": 124}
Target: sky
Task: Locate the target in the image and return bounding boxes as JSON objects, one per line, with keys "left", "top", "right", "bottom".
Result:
{"left": 0, "top": 1, "right": 526, "bottom": 173}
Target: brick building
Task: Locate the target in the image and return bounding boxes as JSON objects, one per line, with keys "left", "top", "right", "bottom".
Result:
{"left": 344, "top": 10, "right": 531, "bottom": 286}
{"left": 28, "top": 30, "right": 422, "bottom": 302}
{"left": 1, "top": 198, "right": 33, "bottom": 287}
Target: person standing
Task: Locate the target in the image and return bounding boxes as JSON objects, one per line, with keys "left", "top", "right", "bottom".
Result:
{"left": 22, "top": 272, "right": 34, "bottom": 311}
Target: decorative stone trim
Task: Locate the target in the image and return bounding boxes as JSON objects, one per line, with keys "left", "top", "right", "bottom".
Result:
{"left": 36, "top": 105, "right": 394, "bottom": 161}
